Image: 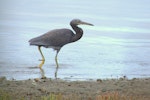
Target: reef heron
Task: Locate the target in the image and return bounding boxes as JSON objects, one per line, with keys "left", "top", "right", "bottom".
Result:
{"left": 29, "top": 19, "right": 93, "bottom": 67}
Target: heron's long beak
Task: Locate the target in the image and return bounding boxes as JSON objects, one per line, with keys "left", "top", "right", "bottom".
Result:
{"left": 80, "top": 21, "right": 94, "bottom": 26}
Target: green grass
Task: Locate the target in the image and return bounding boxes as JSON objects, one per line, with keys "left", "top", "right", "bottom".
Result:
{"left": 0, "top": 91, "right": 24, "bottom": 100}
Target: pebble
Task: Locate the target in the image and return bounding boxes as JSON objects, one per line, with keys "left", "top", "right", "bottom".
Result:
{"left": 34, "top": 78, "right": 40, "bottom": 82}
{"left": 97, "top": 79, "right": 102, "bottom": 83}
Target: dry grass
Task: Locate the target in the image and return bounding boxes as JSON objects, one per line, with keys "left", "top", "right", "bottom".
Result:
{"left": 0, "top": 90, "right": 147, "bottom": 100}
{"left": 40, "top": 92, "right": 146, "bottom": 100}
{"left": 95, "top": 92, "right": 145, "bottom": 100}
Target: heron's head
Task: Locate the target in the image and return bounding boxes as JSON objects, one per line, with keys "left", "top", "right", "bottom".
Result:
{"left": 70, "top": 19, "right": 94, "bottom": 26}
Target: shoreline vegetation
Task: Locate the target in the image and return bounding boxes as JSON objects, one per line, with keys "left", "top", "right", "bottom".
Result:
{"left": 0, "top": 77, "right": 150, "bottom": 100}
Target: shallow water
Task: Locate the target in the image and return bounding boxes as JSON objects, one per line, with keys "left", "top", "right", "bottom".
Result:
{"left": 0, "top": 0, "right": 150, "bottom": 80}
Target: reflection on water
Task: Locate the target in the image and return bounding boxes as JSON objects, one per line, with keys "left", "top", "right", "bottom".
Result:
{"left": 39, "top": 67, "right": 58, "bottom": 79}
{"left": 0, "top": 0, "right": 150, "bottom": 80}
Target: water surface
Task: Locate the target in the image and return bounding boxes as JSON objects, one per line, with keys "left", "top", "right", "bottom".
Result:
{"left": 0, "top": 0, "right": 150, "bottom": 80}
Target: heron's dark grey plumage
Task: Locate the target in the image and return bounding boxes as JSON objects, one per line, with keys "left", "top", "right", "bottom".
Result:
{"left": 29, "top": 29, "right": 75, "bottom": 50}
{"left": 29, "top": 19, "right": 93, "bottom": 67}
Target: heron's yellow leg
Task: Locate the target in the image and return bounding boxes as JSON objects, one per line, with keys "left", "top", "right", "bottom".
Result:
{"left": 38, "top": 46, "right": 45, "bottom": 68}
{"left": 55, "top": 50, "right": 59, "bottom": 68}
{"left": 39, "top": 67, "right": 46, "bottom": 79}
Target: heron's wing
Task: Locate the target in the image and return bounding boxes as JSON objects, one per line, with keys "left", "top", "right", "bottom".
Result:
{"left": 29, "top": 29, "right": 74, "bottom": 47}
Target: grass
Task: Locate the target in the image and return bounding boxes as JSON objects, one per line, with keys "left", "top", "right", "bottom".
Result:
{"left": 0, "top": 90, "right": 25, "bottom": 100}
{"left": 41, "top": 93, "right": 63, "bottom": 100}
{"left": 0, "top": 90, "right": 146, "bottom": 100}
{"left": 40, "top": 92, "right": 146, "bottom": 100}
{"left": 95, "top": 92, "right": 145, "bottom": 100}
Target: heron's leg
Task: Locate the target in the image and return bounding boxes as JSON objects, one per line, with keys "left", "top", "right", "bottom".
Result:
{"left": 38, "top": 46, "right": 45, "bottom": 61}
{"left": 38, "top": 46, "right": 45, "bottom": 68}
{"left": 39, "top": 67, "right": 46, "bottom": 79}
{"left": 55, "top": 50, "right": 60, "bottom": 67}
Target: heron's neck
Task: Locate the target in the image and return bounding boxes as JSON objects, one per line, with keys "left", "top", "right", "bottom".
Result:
{"left": 71, "top": 25, "right": 83, "bottom": 42}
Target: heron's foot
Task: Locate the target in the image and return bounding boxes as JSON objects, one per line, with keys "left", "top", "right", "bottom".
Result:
{"left": 38, "top": 60, "right": 45, "bottom": 68}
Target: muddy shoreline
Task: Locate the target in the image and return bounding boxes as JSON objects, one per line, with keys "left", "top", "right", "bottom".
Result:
{"left": 0, "top": 77, "right": 150, "bottom": 100}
